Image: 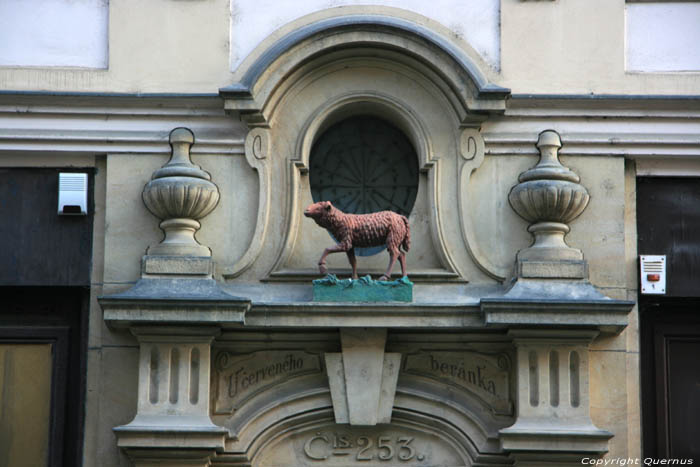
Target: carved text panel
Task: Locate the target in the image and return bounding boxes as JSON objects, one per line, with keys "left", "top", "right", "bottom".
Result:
{"left": 213, "top": 350, "right": 323, "bottom": 414}
{"left": 402, "top": 351, "right": 512, "bottom": 415}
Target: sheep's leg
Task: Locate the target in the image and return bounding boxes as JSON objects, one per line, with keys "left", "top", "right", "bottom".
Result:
{"left": 318, "top": 243, "right": 348, "bottom": 276}
{"left": 379, "top": 248, "right": 399, "bottom": 281}
{"left": 346, "top": 248, "right": 358, "bottom": 280}
{"left": 398, "top": 251, "right": 407, "bottom": 277}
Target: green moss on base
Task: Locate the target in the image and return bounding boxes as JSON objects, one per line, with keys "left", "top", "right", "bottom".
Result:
{"left": 312, "top": 274, "right": 413, "bottom": 302}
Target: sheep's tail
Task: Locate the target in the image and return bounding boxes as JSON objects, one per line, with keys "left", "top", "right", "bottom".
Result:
{"left": 401, "top": 215, "right": 411, "bottom": 252}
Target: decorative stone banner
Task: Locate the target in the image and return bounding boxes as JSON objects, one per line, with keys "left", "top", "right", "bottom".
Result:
{"left": 402, "top": 351, "right": 513, "bottom": 415}
{"left": 255, "top": 423, "right": 469, "bottom": 466}
{"left": 213, "top": 350, "right": 323, "bottom": 414}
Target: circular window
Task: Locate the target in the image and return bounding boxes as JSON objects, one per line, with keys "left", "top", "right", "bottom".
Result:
{"left": 309, "top": 116, "right": 419, "bottom": 256}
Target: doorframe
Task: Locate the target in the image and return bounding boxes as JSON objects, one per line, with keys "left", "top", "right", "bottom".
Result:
{"left": 639, "top": 297, "right": 700, "bottom": 459}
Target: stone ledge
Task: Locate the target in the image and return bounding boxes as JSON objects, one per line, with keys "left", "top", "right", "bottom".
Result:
{"left": 244, "top": 303, "right": 482, "bottom": 328}
{"left": 101, "top": 277, "right": 632, "bottom": 333}
{"left": 120, "top": 448, "right": 220, "bottom": 467}
{"left": 100, "top": 278, "right": 250, "bottom": 329}
{"left": 481, "top": 299, "right": 632, "bottom": 335}
{"left": 500, "top": 427, "right": 612, "bottom": 454}
{"left": 500, "top": 425, "right": 613, "bottom": 466}
{"left": 115, "top": 425, "right": 227, "bottom": 450}
{"left": 481, "top": 278, "right": 634, "bottom": 335}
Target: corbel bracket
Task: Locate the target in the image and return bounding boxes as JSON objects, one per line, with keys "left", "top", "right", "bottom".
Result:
{"left": 325, "top": 328, "right": 400, "bottom": 425}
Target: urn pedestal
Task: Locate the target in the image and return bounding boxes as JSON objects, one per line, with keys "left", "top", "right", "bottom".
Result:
{"left": 483, "top": 130, "right": 632, "bottom": 466}
{"left": 101, "top": 128, "right": 248, "bottom": 466}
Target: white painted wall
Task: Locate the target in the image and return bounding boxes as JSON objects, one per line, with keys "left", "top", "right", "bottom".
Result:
{"left": 0, "top": 0, "right": 108, "bottom": 68}
{"left": 230, "top": 0, "right": 500, "bottom": 71}
{"left": 626, "top": 2, "right": 700, "bottom": 72}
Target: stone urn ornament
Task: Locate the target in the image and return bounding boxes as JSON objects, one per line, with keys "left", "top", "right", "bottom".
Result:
{"left": 142, "top": 128, "right": 220, "bottom": 257}
{"left": 508, "top": 130, "right": 590, "bottom": 277}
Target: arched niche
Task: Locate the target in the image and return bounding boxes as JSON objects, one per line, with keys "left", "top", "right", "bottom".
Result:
{"left": 219, "top": 14, "right": 510, "bottom": 282}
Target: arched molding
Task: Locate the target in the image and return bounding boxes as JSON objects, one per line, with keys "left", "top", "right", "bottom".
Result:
{"left": 211, "top": 378, "right": 512, "bottom": 466}
{"left": 220, "top": 14, "right": 509, "bottom": 127}
{"left": 218, "top": 13, "right": 509, "bottom": 281}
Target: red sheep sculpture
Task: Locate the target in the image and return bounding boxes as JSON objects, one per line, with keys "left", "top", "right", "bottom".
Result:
{"left": 304, "top": 201, "right": 411, "bottom": 280}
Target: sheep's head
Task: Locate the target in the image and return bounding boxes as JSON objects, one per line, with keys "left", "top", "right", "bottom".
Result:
{"left": 304, "top": 201, "right": 333, "bottom": 222}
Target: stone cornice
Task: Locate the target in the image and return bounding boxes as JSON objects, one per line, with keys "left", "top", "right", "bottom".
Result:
{"left": 101, "top": 281, "right": 633, "bottom": 333}
{"left": 0, "top": 94, "right": 244, "bottom": 156}
{"left": 1, "top": 92, "right": 699, "bottom": 158}
{"left": 484, "top": 95, "right": 700, "bottom": 159}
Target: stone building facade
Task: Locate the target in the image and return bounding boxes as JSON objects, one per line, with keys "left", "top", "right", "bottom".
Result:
{"left": 1, "top": 1, "right": 699, "bottom": 466}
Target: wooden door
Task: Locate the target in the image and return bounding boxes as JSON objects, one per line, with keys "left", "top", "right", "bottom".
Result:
{"left": 638, "top": 177, "right": 700, "bottom": 461}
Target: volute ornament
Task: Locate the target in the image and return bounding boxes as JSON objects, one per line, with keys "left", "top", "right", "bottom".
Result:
{"left": 142, "top": 127, "right": 220, "bottom": 257}
{"left": 508, "top": 130, "right": 590, "bottom": 264}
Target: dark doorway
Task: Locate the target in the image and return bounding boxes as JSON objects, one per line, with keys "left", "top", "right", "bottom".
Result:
{"left": 0, "top": 287, "right": 88, "bottom": 467}
{"left": 0, "top": 168, "right": 93, "bottom": 467}
{"left": 638, "top": 177, "right": 700, "bottom": 462}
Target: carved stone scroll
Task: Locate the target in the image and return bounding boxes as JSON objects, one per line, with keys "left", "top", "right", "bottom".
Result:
{"left": 457, "top": 127, "right": 510, "bottom": 281}
{"left": 222, "top": 127, "right": 271, "bottom": 278}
